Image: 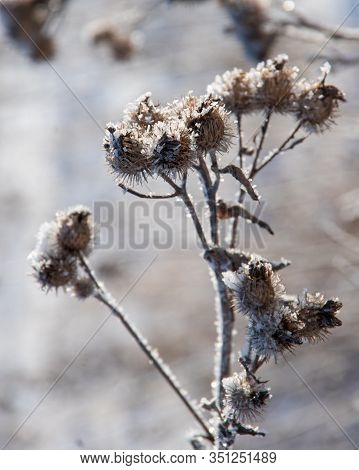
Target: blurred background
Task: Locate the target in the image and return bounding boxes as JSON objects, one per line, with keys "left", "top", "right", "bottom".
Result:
{"left": 0, "top": 0, "right": 358, "bottom": 450}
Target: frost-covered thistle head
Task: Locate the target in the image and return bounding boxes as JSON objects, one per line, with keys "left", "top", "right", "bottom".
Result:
{"left": 124, "top": 93, "right": 166, "bottom": 130}
{"left": 296, "top": 79, "right": 346, "bottom": 133}
{"left": 296, "top": 291, "right": 343, "bottom": 342}
{"left": 223, "top": 256, "right": 285, "bottom": 316}
{"left": 247, "top": 305, "right": 303, "bottom": 360}
{"left": 180, "top": 95, "right": 234, "bottom": 153}
{"left": 244, "top": 290, "right": 343, "bottom": 360}
{"left": 252, "top": 54, "right": 299, "bottom": 112}
{"left": 207, "top": 68, "right": 258, "bottom": 115}
{"left": 151, "top": 120, "right": 195, "bottom": 178}
{"left": 29, "top": 206, "right": 95, "bottom": 292}
{"left": 56, "top": 205, "right": 94, "bottom": 255}
{"left": 208, "top": 57, "right": 345, "bottom": 127}
{"left": 104, "top": 122, "right": 151, "bottom": 185}
{"left": 222, "top": 255, "right": 343, "bottom": 361}
{"left": 29, "top": 220, "right": 77, "bottom": 291}
{"left": 31, "top": 252, "right": 77, "bottom": 291}
{"left": 222, "top": 370, "right": 271, "bottom": 423}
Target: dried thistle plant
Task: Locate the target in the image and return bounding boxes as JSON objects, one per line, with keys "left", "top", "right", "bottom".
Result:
{"left": 30, "top": 55, "right": 345, "bottom": 449}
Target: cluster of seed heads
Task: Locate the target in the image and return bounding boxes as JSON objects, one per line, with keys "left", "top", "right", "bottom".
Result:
{"left": 208, "top": 55, "right": 345, "bottom": 131}
{"left": 223, "top": 256, "right": 342, "bottom": 360}
{"left": 219, "top": 256, "right": 342, "bottom": 429}
{"left": 103, "top": 93, "right": 233, "bottom": 185}
{"left": 28, "top": 206, "right": 95, "bottom": 298}
{"left": 104, "top": 55, "right": 344, "bottom": 188}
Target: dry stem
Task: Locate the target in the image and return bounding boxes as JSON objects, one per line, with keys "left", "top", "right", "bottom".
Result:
{"left": 77, "top": 251, "right": 214, "bottom": 443}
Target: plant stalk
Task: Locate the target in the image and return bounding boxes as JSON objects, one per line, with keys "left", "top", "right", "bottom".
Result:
{"left": 78, "top": 252, "right": 214, "bottom": 443}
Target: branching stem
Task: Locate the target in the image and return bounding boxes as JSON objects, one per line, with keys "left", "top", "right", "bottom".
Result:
{"left": 161, "top": 173, "right": 210, "bottom": 250}
{"left": 254, "top": 121, "right": 305, "bottom": 175}
{"left": 250, "top": 109, "right": 273, "bottom": 178}
{"left": 196, "top": 153, "right": 219, "bottom": 245}
{"left": 193, "top": 154, "right": 234, "bottom": 449}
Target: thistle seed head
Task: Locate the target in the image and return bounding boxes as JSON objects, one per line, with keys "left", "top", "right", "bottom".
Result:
{"left": 30, "top": 253, "right": 77, "bottom": 291}
{"left": 186, "top": 96, "right": 234, "bottom": 153}
{"left": 253, "top": 54, "right": 299, "bottom": 111}
{"left": 208, "top": 57, "right": 345, "bottom": 126}
{"left": 124, "top": 93, "right": 167, "bottom": 130}
{"left": 29, "top": 207, "right": 96, "bottom": 292}
{"left": 248, "top": 306, "right": 303, "bottom": 360}
{"left": 246, "top": 290, "right": 343, "bottom": 359}
{"left": 296, "top": 291, "right": 343, "bottom": 342}
{"left": 56, "top": 205, "right": 94, "bottom": 255}
{"left": 296, "top": 81, "right": 346, "bottom": 133}
{"left": 223, "top": 256, "right": 285, "bottom": 317}
{"left": 104, "top": 122, "right": 151, "bottom": 185}
{"left": 151, "top": 120, "right": 195, "bottom": 178}
{"left": 223, "top": 370, "right": 271, "bottom": 423}
{"left": 207, "top": 68, "right": 258, "bottom": 114}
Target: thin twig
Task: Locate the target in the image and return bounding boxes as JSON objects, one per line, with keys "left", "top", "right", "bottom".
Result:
{"left": 161, "top": 173, "right": 210, "bottom": 250}
{"left": 251, "top": 355, "right": 267, "bottom": 374}
{"left": 118, "top": 182, "right": 179, "bottom": 199}
{"left": 209, "top": 150, "right": 221, "bottom": 193}
{"left": 230, "top": 115, "right": 245, "bottom": 248}
{"left": 239, "top": 356, "right": 268, "bottom": 384}
{"left": 225, "top": 202, "right": 274, "bottom": 235}
{"left": 209, "top": 150, "right": 221, "bottom": 244}
{"left": 234, "top": 422, "right": 266, "bottom": 437}
{"left": 77, "top": 253, "right": 214, "bottom": 442}
{"left": 230, "top": 209, "right": 240, "bottom": 249}
{"left": 197, "top": 154, "right": 213, "bottom": 189}
{"left": 250, "top": 109, "right": 273, "bottom": 178}
{"left": 78, "top": 251, "right": 102, "bottom": 291}
{"left": 254, "top": 121, "right": 305, "bottom": 175}
{"left": 238, "top": 115, "right": 244, "bottom": 170}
